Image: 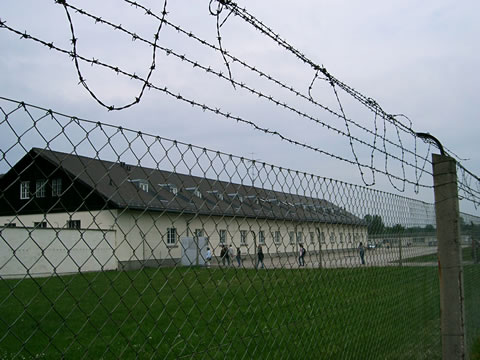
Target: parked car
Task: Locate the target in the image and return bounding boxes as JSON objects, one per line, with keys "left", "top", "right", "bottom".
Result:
{"left": 367, "top": 242, "right": 376, "bottom": 249}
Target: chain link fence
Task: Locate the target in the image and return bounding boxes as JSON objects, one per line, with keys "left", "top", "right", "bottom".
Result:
{"left": 0, "top": 98, "right": 479, "bottom": 359}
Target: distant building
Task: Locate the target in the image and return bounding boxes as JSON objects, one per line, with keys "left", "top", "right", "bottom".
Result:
{"left": 0, "top": 148, "right": 367, "bottom": 276}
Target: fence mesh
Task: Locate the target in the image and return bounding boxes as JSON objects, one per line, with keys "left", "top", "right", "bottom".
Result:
{"left": 1, "top": 98, "right": 479, "bottom": 359}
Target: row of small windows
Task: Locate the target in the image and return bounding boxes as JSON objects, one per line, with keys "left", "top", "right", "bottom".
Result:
{"left": 217, "top": 229, "right": 365, "bottom": 246}
{"left": 131, "top": 181, "right": 346, "bottom": 215}
{"left": 3, "top": 220, "right": 80, "bottom": 229}
{"left": 3, "top": 222, "right": 365, "bottom": 248}
{"left": 20, "top": 179, "right": 62, "bottom": 200}
{"left": 160, "top": 229, "right": 366, "bottom": 247}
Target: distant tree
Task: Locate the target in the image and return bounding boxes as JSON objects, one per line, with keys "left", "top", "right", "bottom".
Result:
{"left": 389, "top": 224, "right": 405, "bottom": 234}
{"left": 424, "top": 224, "right": 435, "bottom": 233}
{"left": 364, "top": 215, "right": 385, "bottom": 235}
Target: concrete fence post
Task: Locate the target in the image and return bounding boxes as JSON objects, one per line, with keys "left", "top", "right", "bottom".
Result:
{"left": 432, "top": 154, "right": 467, "bottom": 359}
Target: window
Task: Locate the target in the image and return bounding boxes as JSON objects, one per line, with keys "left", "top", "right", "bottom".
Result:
{"left": 36, "top": 180, "right": 47, "bottom": 198}
{"left": 228, "top": 193, "right": 243, "bottom": 202}
{"left": 34, "top": 221, "right": 47, "bottom": 228}
{"left": 167, "top": 228, "right": 177, "bottom": 245}
{"left": 67, "top": 220, "right": 81, "bottom": 229}
{"left": 274, "top": 231, "right": 281, "bottom": 245}
{"left": 289, "top": 231, "right": 295, "bottom": 245}
{"left": 240, "top": 230, "right": 248, "bottom": 245}
{"left": 297, "top": 232, "right": 303, "bottom": 244}
{"left": 330, "top": 233, "right": 336, "bottom": 244}
{"left": 130, "top": 179, "right": 149, "bottom": 192}
{"left": 186, "top": 187, "right": 202, "bottom": 198}
{"left": 208, "top": 190, "right": 224, "bottom": 201}
{"left": 320, "top": 232, "right": 326, "bottom": 244}
{"left": 52, "top": 178, "right": 62, "bottom": 197}
{"left": 160, "top": 184, "right": 178, "bottom": 195}
{"left": 219, "top": 229, "right": 227, "bottom": 245}
{"left": 20, "top": 181, "right": 30, "bottom": 200}
{"left": 259, "top": 231, "right": 265, "bottom": 244}
{"left": 4, "top": 223, "right": 16, "bottom": 228}
{"left": 310, "top": 232, "right": 315, "bottom": 245}
{"left": 139, "top": 182, "right": 149, "bottom": 192}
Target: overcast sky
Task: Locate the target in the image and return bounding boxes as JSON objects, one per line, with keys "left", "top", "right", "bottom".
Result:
{"left": 1, "top": 0, "right": 479, "bottom": 215}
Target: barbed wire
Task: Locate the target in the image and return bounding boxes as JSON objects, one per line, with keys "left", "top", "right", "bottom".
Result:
{"left": 0, "top": 10, "right": 433, "bottom": 190}
{"left": 59, "top": 0, "right": 424, "bottom": 175}
{"left": 1, "top": 0, "right": 479, "bottom": 202}
{"left": 215, "top": 1, "right": 414, "bottom": 132}
{"left": 3, "top": 1, "right": 427, "bottom": 172}
{"left": 57, "top": 0, "right": 168, "bottom": 111}
{"left": 209, "top": 0, "right": 236, "bottom": 89}
{"left": 0, "top": 95, "right": 443, "bottom": 206}
{"left": 457, "top": 162, "right": 480, "bottom": 209}
{"left": 213, "top": 0, "right": 480, "bottom": 205}
{"left": 126, "top": 0, "right": 436, "bottom": 193}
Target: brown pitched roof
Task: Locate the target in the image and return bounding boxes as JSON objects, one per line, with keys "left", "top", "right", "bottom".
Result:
{"left": 29, "top": 148, "right": 364, "bottom": 225}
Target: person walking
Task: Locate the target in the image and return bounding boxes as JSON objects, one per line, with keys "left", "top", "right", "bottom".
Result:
{"left": 299, "top": 244, "right": 306, "bottom": 266}
{"left": 205, "top": 247, "right": 212, "bottom": 268}
{"left": 236, "top": 247, "right": 242, "bottom": 267}
{"left": 220, "top": 246, "right": 227, "bottom": 266}
{"left": 256, "top": 245, "right": 265, "bottom": 269}
{"left": 228, "top": 245, "right": 234, "bottom": 267}
{"left": 358, "top": 242, "right": 365, "bottom": 265}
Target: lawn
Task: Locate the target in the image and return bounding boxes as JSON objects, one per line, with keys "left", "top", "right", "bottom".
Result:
{"left": 403, "top": 246, "right": 477, "bottom": 263}
{"left": 0, "top": 265, "right": 464, "bottom": 359}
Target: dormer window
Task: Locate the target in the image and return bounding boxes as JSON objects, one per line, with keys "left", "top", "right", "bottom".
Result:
{"left": 207, "top": 190, "right": 224, "bottom": 201}
{"left": 186, "top": 187, "right": 202, "bottom": 199}
{"left": 129, "top": 179, "right": 149, "bottom": 193}
{"left": 245, "top": 195, "right": 259, "bottom": 205}
{"left": 159, "top": 183, "right": 178, "bottom": 195}
{"left": 228, "top": 193, "right": 243, "bottom": 202}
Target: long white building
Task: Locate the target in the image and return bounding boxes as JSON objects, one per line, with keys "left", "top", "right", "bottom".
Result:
{"left": 0, "top": 148, "right": 367, "bottom": 276}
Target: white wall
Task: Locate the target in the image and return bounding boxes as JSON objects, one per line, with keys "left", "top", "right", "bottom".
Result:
{"left": 0, "top": 210, "right": 118, "bottom": 230}
{"left": 1, "top": 210, "right": 368, "bottom": 271}
{"left": 0, "top": 227, "right": 117, "bottom": 278}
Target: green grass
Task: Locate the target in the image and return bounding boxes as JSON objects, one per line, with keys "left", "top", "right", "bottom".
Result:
{"left": 472, "top": 337, "right": 480, "bottom": 360}
{"left": 403, "top": 246, "right": 476, "bottom": 263}
{"left": 0, "top": 265, "right": 468, "bottom": 359}
{"left": 465, "top": 265, "right": 480, "bottom": 359}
